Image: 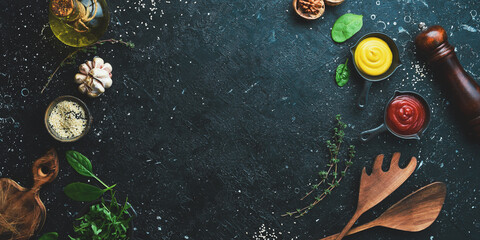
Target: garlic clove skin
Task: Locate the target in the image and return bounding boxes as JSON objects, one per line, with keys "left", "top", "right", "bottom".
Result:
{"left": 78, "top": 84, "right": 89, "bottom": 94}
{"left": 87, "top": 91, "right": 100, "bottom": 98}
{"left": 102, "top": 63, "right": 113, "bottom": 76}
{"left": 79, "top": 63, "right": 91, "bottom": 75}
{"left": 89, "top": 68, "right": 110, "bottom": 80}
{"left": 102, "top": 76, "right": 113, "bottom": 88}
{"left": 89, "top": 68, "right": 112, "bottom": 89}
{"left": 83, "top": 79, "right": 105, "bottom": 98}
{"left": 86, "top": 61, "right": 93, "bottom": 69}
{"left": 90, "top": 79, "right": 105, "bottom": 94}
{"left": 74, "top": 73, "right": 87, "bottom": 84}
{"left": 92, "top": 56, "right": 104, "bottom": 69}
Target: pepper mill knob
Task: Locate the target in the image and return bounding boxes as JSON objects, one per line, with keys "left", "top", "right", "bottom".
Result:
{"left": 415, "top": 24, "right": 480, "bottom": 139}
{"left": 415, "top": 24, "right": 452, "bottom": 63}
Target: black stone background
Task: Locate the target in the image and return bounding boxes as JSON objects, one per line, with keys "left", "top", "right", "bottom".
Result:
{"left": 0, "top": 0, "right": 479, "bottom": 239}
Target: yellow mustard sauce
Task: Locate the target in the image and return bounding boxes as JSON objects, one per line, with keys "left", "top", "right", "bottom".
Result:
{"left": 354, "top": 37, "right": 393, "bottom": 76}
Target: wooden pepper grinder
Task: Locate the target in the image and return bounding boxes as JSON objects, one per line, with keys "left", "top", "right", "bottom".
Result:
{"left": 415, "top": 23, "right": 480, "bottom": 138}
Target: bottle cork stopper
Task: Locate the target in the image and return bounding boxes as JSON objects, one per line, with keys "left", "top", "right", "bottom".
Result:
{"left": 50, "top": 0, "right": 75, "bottom": 17}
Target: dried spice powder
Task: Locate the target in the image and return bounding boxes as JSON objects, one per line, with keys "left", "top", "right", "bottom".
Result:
{"left": 48, "top": 100, "right": 87, "bottom": 139}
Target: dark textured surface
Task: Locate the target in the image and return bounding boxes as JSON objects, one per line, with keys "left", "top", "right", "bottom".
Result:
{"left": 1, "top": 0, "right": 480, "bottom": 239}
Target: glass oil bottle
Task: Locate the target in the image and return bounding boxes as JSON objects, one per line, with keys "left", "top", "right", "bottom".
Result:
{"left": 49, "top": 0, "right": 110, "bottom": 47}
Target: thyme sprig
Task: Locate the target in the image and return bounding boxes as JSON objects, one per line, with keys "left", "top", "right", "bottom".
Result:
{"left": 41, "top": 39, "right": 135, "bottom": 94}
{"left": 283, "top": 114, "right": 356, "bottom": 218}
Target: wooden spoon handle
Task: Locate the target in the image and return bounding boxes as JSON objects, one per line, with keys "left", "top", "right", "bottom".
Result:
{"left": 319, "top": 221, "right": 378, "bottom": 240}
{"left": 32, "top": 149, "right": 59, "bottom": 191}
{"left": 335, "top": 211, "right": 363, "bottom": 240}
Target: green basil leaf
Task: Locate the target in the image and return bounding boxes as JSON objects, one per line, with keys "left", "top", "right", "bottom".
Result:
{"left": 335, "top": 59, "right": 350, "bottom": 87}
{"left": 39, "top": 232, "right": 58, "bottom": 240}
{"left": 332, "top": 13, "right": 363, "bottom": 43}
{"left": 66, "top": 150, "right": 94, "bottom": 177}
{"left": 64, "top": 182, "right": 106, "bottom": 202}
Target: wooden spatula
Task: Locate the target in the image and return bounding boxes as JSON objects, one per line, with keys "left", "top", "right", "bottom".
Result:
{"left": 0, "top": 149, "right": 59, "bottom": 240}
{"left": 320, "top": 182, "right": 446, "bottom": 240}
{"left": 335, "top": 152, "right": 417, "bottom": 240}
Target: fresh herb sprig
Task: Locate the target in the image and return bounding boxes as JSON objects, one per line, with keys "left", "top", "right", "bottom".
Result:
{"left": 283, "top": 114, "right": 356, "bottom": 218}
{"left": 41, "top": 39, "right": 135, "bottom": 94}
{"left": 68, "top": 195, "right": 131, "bottom": 240}
{"left": 65, "top": 151, "right": 132, "bottom": 240}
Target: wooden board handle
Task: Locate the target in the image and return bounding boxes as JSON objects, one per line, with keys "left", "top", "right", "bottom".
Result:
{"left": 32, "top": 149, "right": 59, "bottom": 191}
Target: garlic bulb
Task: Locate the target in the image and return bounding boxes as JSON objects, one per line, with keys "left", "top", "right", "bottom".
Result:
{"left": 75, "top": 56, "right": 113, "bottom": 97}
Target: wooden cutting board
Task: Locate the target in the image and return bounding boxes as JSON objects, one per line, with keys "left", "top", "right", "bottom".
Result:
{"left": 0, "top": 149, "right": 59, "bottom": 240}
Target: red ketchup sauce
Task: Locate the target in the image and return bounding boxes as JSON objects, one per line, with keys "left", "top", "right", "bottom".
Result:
{"left": 386, "top": 95, "right": 427, "bottom": 136}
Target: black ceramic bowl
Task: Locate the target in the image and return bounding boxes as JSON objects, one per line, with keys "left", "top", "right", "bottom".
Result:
{"left": 360, "top": 90, "right": 431, "bottom": 141}
{"left": 351, "top": 33, "right": 403, "bottom": 108}
{"left": 77, "top": 200, "right": 137, "bottom": 239}
{"left": 350, "top": 32, "right": 402, "bottom": 81}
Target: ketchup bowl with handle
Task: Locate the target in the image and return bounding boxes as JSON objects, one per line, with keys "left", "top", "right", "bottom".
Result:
{"left": 360, "top": 91, "right": 431, "bottom": 141}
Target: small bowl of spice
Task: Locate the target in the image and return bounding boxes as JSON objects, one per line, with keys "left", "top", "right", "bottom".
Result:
{"left": 293, "top": 0, "right": 344, "bottom": 20}
{"left": 45, "top": 95, "right": 92, "bottom": 142}
{"left": 293, "top": 0, "right": 326, "bottom": 20}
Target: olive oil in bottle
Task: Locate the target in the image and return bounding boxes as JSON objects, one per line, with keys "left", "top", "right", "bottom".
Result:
{"left": 49, "top": 0, "right": 110, "bottom": 47}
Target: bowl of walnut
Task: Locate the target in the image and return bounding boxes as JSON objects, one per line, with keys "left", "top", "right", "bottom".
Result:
{"left": 293, "top": 0, "right": 345, "bottom": 20}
